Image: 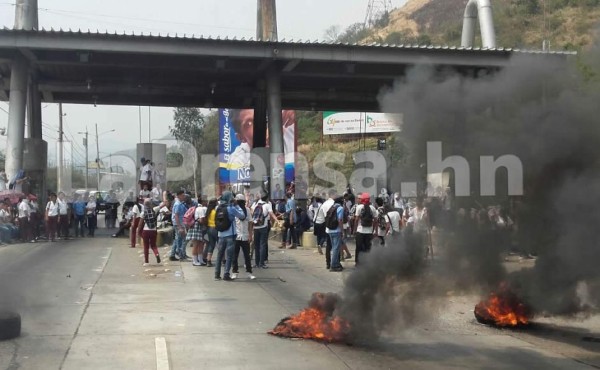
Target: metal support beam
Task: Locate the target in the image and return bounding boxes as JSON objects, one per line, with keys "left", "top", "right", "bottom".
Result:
{"left": 266, "top": 67, "right": 284, "bottom": 194}
{"left": 6, "top": 54, "right": 29, "bottom": 180}
{"left": 282, "top": 59, "right": 301, "bottom": 73}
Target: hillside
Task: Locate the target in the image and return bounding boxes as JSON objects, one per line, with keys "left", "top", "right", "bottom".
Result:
{"left": 361, "top": 0, "right": 600, "bottom": 50}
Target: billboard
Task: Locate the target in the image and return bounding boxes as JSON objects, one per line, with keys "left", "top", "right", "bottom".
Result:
{"left": 219, "top": 109, "right": 296, "bottom": 185}
{"left": 323, "top": 111, "right": 402, "bottom": 135}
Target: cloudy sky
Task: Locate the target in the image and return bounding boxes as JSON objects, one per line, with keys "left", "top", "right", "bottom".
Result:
{"left": 0, "top": 0, "right": 407, "bottom": 165}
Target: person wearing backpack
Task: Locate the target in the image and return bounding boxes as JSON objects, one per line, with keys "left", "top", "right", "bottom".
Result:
{"left": 185, "top": 200, "right": 208, "bottom": 266}
{"left": 137, "top": 199, "right": 161, "bottom": 266}
{"left": 319, "top": 189, "right": 337, "bottom": 269}
{"left": 232, "top": 194, "right": 255, "bottom": 280}
{"left": 324, "top": 196, "right": 345, "bottom": 272}
{"left": 214, "top": 191, "right": 246, "bottom": 281}
{"left": 353, "top": 192, "right": 379, "bottom": 265}
{"left": 311, "top": 194, "right": 327, "bottom": 255}
{"left": 169, "top": 191, "right": 188, "bottom": 261}
{"left": 375, "top": 197, "right": 390, "bottom": 247}
{"left": 252, "top": 192, "right": 278, "bottom": 269}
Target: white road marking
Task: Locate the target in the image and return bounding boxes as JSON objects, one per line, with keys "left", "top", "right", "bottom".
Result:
{"left": 155, "top": 337, "right": 170, "bottom": 370}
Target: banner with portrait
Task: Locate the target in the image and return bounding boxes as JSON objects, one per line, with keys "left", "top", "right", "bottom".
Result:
{"left": 219, "top": 109, "right": 296, "bottom": 186}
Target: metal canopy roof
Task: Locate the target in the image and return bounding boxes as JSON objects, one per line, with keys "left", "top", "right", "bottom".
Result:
{"left": 0, "top": 29, "right": 574, "bottom": 111}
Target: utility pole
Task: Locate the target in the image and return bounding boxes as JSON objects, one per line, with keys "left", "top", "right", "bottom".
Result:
{"left": 148, "top": 106, "right": 151, "bottom": 142}
{"left": 57, "top": 103, "right": 64, "bottom": 192}
{"left": 138, "top": 106, "right": 142, "bottom": 143}
{"left": 257, "top": 0, "right": 278, "bottom": 41}
{"left": 78, "top": 128, "right": 89, "bottom": 189}
{"left": 95, "top": 123, "right": 100, "bottom": 190}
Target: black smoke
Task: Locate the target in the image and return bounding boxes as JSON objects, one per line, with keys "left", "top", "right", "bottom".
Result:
{"left": 331, "top": 42, "right": 600, "bottom": 340}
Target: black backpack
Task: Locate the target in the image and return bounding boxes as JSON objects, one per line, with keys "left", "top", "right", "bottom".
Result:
{"left": 378, "top": 208, "right": 387, "bottom": 230}
{"left": 215, "top": 204, "right": 232, "bottom": 232}
{"left": 325, "top": 205, "right": 340, "bottom": 230}
{"left": 360, "top": 205, "right": 374, "bottom": 227}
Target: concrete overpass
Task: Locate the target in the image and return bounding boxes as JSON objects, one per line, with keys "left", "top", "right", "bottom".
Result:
{"left": 0, "top": 0, "right": 574, "bottom": 197}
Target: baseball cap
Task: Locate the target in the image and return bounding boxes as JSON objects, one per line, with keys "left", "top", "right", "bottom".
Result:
{"left": 235, "top": 194, "right": 245, "bottom": 201}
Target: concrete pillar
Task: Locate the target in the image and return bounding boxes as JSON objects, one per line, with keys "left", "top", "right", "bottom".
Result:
{"left": 253, "top": 79, "right": 267, "bottom": 148}
{"left": 26, "top": 75, "right": 42, "bottom": 139}
{"left": 266, "top": 67, "right": 285, "bottom": 195}
{"left": 257, "top": 0, "right": 278, "bottom": 41}
{"left": 14, "top": 0, "right": 38, "bottom": 30}
{"left": 5, "top": 54, "right": 29, "bottom": 180}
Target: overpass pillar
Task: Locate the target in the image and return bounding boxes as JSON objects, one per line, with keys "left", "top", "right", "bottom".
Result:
{"left": 27, "top": 75, "right": 42, "bottom": 139}
{"left": 5, "top": 54, "right": 29, "bottom": 181}
{"left": 266, "top": 67, "right": 285, "bottom": 197}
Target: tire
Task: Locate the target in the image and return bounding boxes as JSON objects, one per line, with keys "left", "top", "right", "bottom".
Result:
{"left": 0, "top": 310, "right": 21, "bottom": 340}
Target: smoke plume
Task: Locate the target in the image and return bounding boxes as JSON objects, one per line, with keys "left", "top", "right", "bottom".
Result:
{"left": 333, "top": 42, "right": 600, "bottom": 340}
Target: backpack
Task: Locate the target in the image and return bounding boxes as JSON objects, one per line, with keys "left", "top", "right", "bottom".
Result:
{"left": 360, "top": 205, "right": 374, "bottom": 227}
{"left": 325, "top": 204, "right": 340, "bottom": 230}
{"left": 277, "top": 201, "right": 286, "bottom": 214}
{"left": 378, "top": 208, "right": 387, "bottom": 230}
{"left": 253, "top": 204, "right": 266, "bottom": 225}
{"left": 215, "top": 204, "right": 232, "bottom": 232}
{"left": 143, "top": 208, "right": 157, "bottom": 229}
{"left": 183, "top": 206, "right": 197, "bottom": 228}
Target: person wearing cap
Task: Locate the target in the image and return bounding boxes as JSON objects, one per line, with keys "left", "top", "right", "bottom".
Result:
{"left": 353, "top": 192, "right": 379, "bottom": 265}
{"left": 169, "top": 190, "right": 188, "bottom": 261}
{"left": 214, "top": 191, "right": 246, "bottom": 281}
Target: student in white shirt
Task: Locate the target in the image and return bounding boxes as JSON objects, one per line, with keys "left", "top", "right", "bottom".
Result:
{"left": 137, "top": 199, "right": 161, "bottom": 265}
{"left": 232, "top": 194, "right": 255, "bottom": 280}
{"left": 353, "top": 193, "right": 379, "bottom": 265}
{"left": 129, "top": 201, "right": 142, "bottom": 248}
{"left": 251, "top": 193, "right": 278, "bottom": 269}
{"left": 18, "top": 197, "right": 33, "bottom": 242}
{"left": 57, "top": 192, "right": 70, "bottom": 239}
{"left": 45, "top": 193, "right": 59, "bottom": 242}
{"left": 86, "top": 196, "right": 97, "bottom": 237}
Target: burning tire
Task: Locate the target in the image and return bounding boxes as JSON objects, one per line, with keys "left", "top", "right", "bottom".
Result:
{"left": 0, "top": 310, "right": 21, "bottom": 340}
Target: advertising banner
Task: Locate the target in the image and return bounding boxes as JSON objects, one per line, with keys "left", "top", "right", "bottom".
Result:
{"left": 219, "top": 109, "right": 296, "bottom": 185}
{"left": 322, "top": 111, "right": 402, "bottom": 135}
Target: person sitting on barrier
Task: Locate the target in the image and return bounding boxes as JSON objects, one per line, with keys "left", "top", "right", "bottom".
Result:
{"left": 0, "top": 201, "right": 17, "bottom": 244}
{"left": 111, "top": 205, "right": 133, "bottom": 238}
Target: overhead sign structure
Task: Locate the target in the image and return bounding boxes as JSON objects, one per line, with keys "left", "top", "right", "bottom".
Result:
{"left": 322, "top": 111, "right": 403, "bottom": 135}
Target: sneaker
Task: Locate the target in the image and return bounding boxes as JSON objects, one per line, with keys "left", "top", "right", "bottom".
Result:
{"left": 330, "top": 266, "right": 344, "bottom": 272}
{"left": 207, "top": 261, "right": 213, "bottom": 267}
{"left": 247, "top": 273, "right": 256, "bottom": 280}
{"left": 261, "top": 265, "right": 268, "bottom": 269}
{"left": 143, "top": 262, "right": 149, "bottom": 266}
{"left": 199, "top": 262, "right": 207, "bottom": 266}
{"left": 317, "top": 245, "right": 323, "bottom": 255}
{"left": 231, "top": 273, "right": 238, "bottom": 280}
{"left": 169, "top": 256, "right": 179, "bottom": 261}
{"left": 214, "top": 276, "right": 221, "bottom": 281}
{"left": 223, "top": 274, "right": 232, "bottom": 281}
{"left": 192, "top": 261, "right": 201, "bottom": 266}
{"left": 288, "top": 245, "right": 297, "bottom": 249}
{"left": 156, "top": 255, "right": 161, "bottom": 264}
{"left": 345, "top": 254, "right": 352, "bottom": 259}
{"left": 111, "top": 234, "right": 117, "bottom": 238}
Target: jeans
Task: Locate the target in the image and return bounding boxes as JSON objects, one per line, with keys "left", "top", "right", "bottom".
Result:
{"left": 254, "top": 227, "right": 269, "bottom": 267}
{"left": 283, "top": 223, "right": 298, "bottom": 246}
{"left": 73, "top": 215, "right": 85, "bottom": 237}
{"left": 215, "top": 235, "right": 235, "bottom": 278}
{"left": 355, "top": 232, "right": 373, "bottom": 265}
{"left": 170, "top": 228, "right": 185, "bottom": 257}
{"left": 233, "top": 240, "right": 252, "bottom": 273}
{"left": 206, "top": 227, "right": 218, "bottom": 254}
{"left": 87, "top": 215, "right": 97, "bottom": 236}
{"left": 328, "top": 232, "right": 342, "bottom": 269}
{"left": 0, "top": 225, "right": 12, "bottom": 243}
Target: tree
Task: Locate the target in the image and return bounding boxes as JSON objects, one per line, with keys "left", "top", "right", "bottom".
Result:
{"left": 337, "top": 23, "right": 371, "bottom": 44}
{"left": 170, "top": 108, "right": 206, "bottom": 197}
{"left": 323, "top": 25, "right": 341, "bottom": 42}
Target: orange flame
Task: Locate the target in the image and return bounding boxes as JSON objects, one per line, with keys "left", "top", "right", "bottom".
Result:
{"left": 475, "top": 283, "right": 531, "bottom": 327}
{"left": 268, "top": 307, "right": 350, "bottom": 342}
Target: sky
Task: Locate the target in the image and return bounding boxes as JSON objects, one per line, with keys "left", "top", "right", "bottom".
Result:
{"left": 0, "top": 0, "right": 408, "bottom": 166}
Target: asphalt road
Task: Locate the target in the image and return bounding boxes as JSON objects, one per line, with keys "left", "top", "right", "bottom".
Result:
{"left": 0, "top": 231, "right": 598, "bottom": 370}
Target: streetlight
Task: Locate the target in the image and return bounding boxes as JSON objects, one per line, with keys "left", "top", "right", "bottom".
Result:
{"left": 95, "top": 124, "right": 115, "bottom": 190}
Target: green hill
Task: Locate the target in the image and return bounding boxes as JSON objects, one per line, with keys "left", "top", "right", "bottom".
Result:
{"left": 342, "top": 0, "right": 600, "bottom": 51}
